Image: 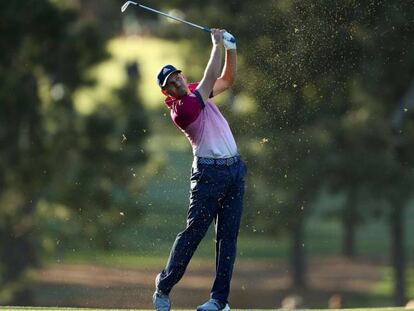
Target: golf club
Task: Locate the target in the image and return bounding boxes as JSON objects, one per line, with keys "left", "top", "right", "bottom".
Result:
{"left": 121, "top": 1, "right": 211, "bottom": 33}
{"left": 121, "top": 1, "right": 235, "bottom": 44}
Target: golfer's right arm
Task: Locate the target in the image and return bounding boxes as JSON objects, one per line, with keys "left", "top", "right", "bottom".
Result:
{"left": 196, "top": 29, "right": 223, "bottom": 103}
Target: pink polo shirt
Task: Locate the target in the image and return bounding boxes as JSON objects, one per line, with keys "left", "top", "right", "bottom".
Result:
{"left": 165, "top": 83, "right": 238, "bottom": 158}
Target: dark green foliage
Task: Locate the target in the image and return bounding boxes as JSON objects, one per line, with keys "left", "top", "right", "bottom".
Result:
{"left": 0, "top": 1, "right": 149, "bottom": 304}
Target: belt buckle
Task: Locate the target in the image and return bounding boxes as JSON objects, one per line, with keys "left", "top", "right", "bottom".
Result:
{"left": 226, "top": 158, "right": 232, "bottom": 166}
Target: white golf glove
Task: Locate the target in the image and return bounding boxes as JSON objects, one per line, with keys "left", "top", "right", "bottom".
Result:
{"left": 223, "top": 31, "right": 236, "bottom": 50}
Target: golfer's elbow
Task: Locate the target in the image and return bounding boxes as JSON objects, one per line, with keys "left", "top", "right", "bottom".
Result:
{"left": 221, "top": 74, "right": 236, "bottom": 90}
{"left": 225, "top": 75, "right": 236, "bottom": 87}
{"left": 220, "top": 66, "right": 237, "bottom": 88}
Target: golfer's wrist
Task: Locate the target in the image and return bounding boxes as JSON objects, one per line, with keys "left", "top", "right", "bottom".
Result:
{"left": 212, "top": 43, "right": 222, "bottom": 49}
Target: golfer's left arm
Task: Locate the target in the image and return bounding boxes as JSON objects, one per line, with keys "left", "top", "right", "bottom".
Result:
{"left": 212, "top": 32, "right": 237, "bottom": 96}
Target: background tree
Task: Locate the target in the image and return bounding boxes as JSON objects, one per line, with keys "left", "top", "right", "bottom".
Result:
{"left": 0, "top": 1, "right": 150, "bottom": 304}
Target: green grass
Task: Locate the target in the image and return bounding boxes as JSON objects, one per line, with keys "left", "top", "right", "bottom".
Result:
{"left": 374, "top": 267, "right": 414, "bottom": 298}
{"left": 57, "top": 205, "right": 414, "bottom": 269}
{"left": 56, "top": 234, "right": 287, "bottom": 269}
{"left": 5, "top": 308, "right": 412, "bottom": 311}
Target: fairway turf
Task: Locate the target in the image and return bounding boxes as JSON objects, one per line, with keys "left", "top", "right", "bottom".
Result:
{"left": 4, "top": 307, "right": 412, "bottom": 311}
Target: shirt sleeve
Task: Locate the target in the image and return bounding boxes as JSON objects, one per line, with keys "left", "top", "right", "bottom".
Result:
{"left": 189, "top": 82, "right": 213, "bottom": 103}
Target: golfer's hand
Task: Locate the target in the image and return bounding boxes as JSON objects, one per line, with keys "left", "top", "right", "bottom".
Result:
{"left": 211, "top": 28, "right": 223, "bottom": 47}
{"left": 223, "top": 31, "right": 236, "bottom": 50}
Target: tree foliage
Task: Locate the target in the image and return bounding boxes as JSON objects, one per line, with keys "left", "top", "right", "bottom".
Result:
{"left": 0, "top": 1, "right": 149, "bottom": 304}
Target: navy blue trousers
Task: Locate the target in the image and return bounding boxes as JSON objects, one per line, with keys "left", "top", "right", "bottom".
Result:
{"left": 156, "top": 158, "right": 247, "bottom": 303}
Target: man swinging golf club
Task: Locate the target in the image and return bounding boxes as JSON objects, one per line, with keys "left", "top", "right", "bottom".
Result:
{"left": 153, "top": 29, "right": 246, "bottom": 311}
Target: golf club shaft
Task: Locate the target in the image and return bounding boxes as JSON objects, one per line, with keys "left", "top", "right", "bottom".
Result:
{"left": 138, "top": 4, "right": 211, "bottom": 33}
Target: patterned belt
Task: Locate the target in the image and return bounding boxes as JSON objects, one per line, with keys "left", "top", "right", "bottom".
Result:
{"left": 196, "top": 155, "right": 240, "bottom": 166}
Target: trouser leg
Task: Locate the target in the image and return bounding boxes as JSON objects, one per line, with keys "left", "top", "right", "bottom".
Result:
{"left": 156, "top": 165, "right": 222, "bottom": 295}
{"left": 211, "top": 163, "right": 246, "bottom": 302}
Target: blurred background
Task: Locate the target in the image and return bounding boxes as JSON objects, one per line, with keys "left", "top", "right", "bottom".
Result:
{"left": 1, "top": 0, "right": 414, "bottom": 309}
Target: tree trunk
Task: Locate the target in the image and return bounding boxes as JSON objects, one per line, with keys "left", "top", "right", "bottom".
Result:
{"left": 4, "top": 222, "right": 36, "bottom": 305}
{"left": 390, "top": 201, "right": 406, "bottom": 305}
{"left": 343, "top": 187, "right": 357, "bottom": 258}
{"left": 290, "top": 216, "right": 307, "bottom": 289}
{"left": 2, "top": 200, "right": 38, "bottom": 305}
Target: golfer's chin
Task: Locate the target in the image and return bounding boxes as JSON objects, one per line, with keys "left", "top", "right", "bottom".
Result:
{"left": 174, "top": 88, "right": 188, "bottom": 99}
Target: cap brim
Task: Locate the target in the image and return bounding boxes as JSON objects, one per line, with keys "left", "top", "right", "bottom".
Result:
{"left": 161, "top": 70, "right": 181, "bottom": 88}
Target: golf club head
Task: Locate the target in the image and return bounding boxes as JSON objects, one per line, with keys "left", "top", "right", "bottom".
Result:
{"left": 121, "top": 1, "right": 138, "bottom": 13}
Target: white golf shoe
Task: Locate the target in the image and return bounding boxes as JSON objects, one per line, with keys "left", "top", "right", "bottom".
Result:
{"left": 196, "top": 298, "right": 230, "bottom": 311}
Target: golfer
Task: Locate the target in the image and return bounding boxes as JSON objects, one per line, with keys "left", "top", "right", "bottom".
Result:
{"left": 153, "top": 29, "right": 246, "bottom": 311}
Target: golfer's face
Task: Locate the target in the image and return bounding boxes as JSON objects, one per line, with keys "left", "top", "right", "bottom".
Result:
{"left": 165, "top": 72, "right": 188, "bottom": 98}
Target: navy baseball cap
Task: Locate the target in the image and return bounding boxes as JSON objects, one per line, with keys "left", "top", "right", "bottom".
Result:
{"left": 157, "top": 64, "right": 181, "bottom": 88}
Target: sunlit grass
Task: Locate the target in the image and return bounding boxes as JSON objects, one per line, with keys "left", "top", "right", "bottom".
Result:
{"left": 74, "top": 36, "right": 193, "bottom": 114}
{"left": 52, "top": 200, "right": 414, "bottom": 270}
{"left": 108, "top": 36, "right": 193, "bottom": 109}
{"left": 373, "top": 267, "right": 414, "bottom": 298}
{"left": 55, "top": 252, "right": 197, "bottom": 269}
